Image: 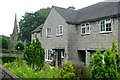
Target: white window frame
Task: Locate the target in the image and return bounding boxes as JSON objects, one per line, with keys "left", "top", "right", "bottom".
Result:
{"left": 99, "top": 19, "right": 112, "bottom": 33}
{"left": 45, "top": 49, "right": 52, "bottom": 61}
{"left": 56, "top": 25, "right": 63, "bottom": 36}
{"left": 81, "top": 23, "right": 90, "bottom": 34}
{"left": 46, "top": 28, "right": 51, "bottom": 37}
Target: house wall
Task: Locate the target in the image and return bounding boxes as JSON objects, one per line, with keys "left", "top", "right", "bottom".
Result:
{"left": 77, "top": 18, "right": 118, "bottom": 50}
{"left": 40, "top": 8, "right": 69, "bottom": 64}
{"left": 67, "top": 24, "right": 80, "bottom": 63}
{"left": 76, "top": 18, "right": 119, "bottom": 65}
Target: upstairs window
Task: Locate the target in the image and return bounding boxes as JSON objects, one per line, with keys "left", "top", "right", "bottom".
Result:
{"left": 45, "top": 49, "right": 52, "bottom": 61}
{"left": 99, "top": 19, "right": 112, "bottom": 33}
{"left": 81, "top": 23, "right": 90, "bottom": 34}
{"left": 56, "top": 25, "right": 63, "bottom": 36}
{"left": 46, "top": 28, "right": 51, "bottom": 37}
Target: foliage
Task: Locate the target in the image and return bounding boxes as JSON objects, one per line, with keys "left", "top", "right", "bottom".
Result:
{"left": 1, "top": 55, "right": 18, "bottom": 63}
{"left": 24, "top": 38, "right": 45, "bottom": 70}
{"left": 15, "top": 42, "right": 24, "bottom": 50}
{"left": 90, "top": 41, "right": 119, "bottom": 79}
{"left": 1, "top": 35, "right": 10, "bottom": 49}
{"left": 59, "top": 61, "right": 75, "bottom": 78}
{"left": 2, "top": 49, "right": 11, "bottom": 53}
{"left": 18, "top": 8, "right": 51, "bottom": 43}
{"left": 3, "top": 60, "right": 59, "bottom": 78}
{"left": 104, "top": 49, "right": 119, "bottom": 79}
{"left": 90, "top": 50, "right": 105, "bottom": 78}
{"left": 111, "top": 41, "right": 120, "bottom": 72}
{"left": 72, "top": 63, "right": 90, "bottom": 78}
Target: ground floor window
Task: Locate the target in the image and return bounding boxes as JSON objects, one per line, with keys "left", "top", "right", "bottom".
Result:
{"left": 45, "top": 49, "right": 52, "bottom": 61}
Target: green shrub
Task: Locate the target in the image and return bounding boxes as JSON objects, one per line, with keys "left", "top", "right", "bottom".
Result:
{"left": 72, "top": 63, "right": 90, "bottom": 78}
{"left": 59, "top": 61, "right": 75, "bottom": 78}
{"left": 90, "top": 50, "right": 105, "bottom": 78}
{"left": 2, "top": 49, "right": 11, "bottom": 53}
{"left": 1, "top": 55, "right": 17, "bottom": 63}
{"left": 15, "top": 42, "right": 24, "bottom": 50}
{"left": 24, "top": 38, "right": 45, "bottom": 70}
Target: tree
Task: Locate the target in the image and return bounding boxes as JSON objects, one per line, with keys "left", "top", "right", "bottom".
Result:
{"left": 1, "top": 35, "right": 10, "bottom": 49}
{"left": 90, "top": 50, "right": 105, "bottom": 78}
{"left": 24, "top": 38, "right": 45, "bottom": 70}
{"left": 90, "top": 41, "right": 119, "bottom": 79}
{"left": 59, "top": 61, "right": 75, "bottom": 78}
{"left": 18, "top": 8, "right": 51, "bottom": 43}
{"left": 104, "top": 49, "right": 119, "bottom": 79}
{"left": 15, "top": 42, "right": 24, "bottom": 50}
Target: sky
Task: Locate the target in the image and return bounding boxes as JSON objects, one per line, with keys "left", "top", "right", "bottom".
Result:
{"left": 0, "top": 0, "right": 106, "bottom": 37}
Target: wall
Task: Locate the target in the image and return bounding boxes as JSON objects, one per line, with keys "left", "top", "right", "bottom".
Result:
{"left": 77, "top": 18, "right": 118, "bottom": 50}
{"left": 40, "top": 8, "right": 69, "bottom": 64}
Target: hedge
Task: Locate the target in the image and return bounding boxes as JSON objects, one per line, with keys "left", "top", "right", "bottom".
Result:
{"left": 1, "top": 55, "right": 18, "bottom": 63}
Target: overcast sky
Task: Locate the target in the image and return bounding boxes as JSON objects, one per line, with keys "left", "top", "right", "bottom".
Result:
{"left": 0, "top": 0, "right": 106, "bottom": 37}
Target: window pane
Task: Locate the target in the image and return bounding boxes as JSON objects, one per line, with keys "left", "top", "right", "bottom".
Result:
{"left": 100, "top": 20, "right": 105, "bottom": 32}
{"left": 106, "top": 23, "right": 111, "bottom": 31}
{"left": 47, "top": 28, "right": 51, "bottom": 36}
{"left": 48, "top": 50, "right": 52, "bottom": 60}
{"left": 60, "top": 26, "right": 63, "bottom": 34}
{"left": 57, "top": 26, "right": 59, "bottom": 35}
{"left": 82, "top": 28, "right": 85, "bottom": 34}
{"left": 86, "top": 24, "right": 89, "bottom": 33}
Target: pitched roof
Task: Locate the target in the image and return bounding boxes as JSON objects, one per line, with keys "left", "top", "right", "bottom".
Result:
{"left": 32, "top": 24, "right": 43, "bottom": 33}
{"left": 53, "top": 1, "right": 120, "bottom": 24}
{"left": 53, "top": 6, "right": 77, "bottom": 23}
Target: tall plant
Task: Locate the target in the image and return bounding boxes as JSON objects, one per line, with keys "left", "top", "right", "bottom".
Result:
{"left": 90, "top": 41, "right": 119, "bottom": 79}
{"left": 104, "top": 49, "right": 119, "bottom": 78}
{"left": 90, "top": 50, "right": 105, "bottom": 78}
{"left": 24, "top": 38, "right": 45, "bottom": 70}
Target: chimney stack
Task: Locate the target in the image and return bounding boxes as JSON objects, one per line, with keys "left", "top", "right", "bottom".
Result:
{"left": 67, "top": 6, "right": 75, "bottom": 10}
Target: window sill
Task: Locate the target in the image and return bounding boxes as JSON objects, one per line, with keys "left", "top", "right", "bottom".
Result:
{"left": 99, "top": 31, "right": 112, "bottom": 34}
{"left": 46, "top": 36, "right": 51, "bottom": 38}
{"left": 45, "top": 60, "right": 52, "bottom": 62}
{"left": 81, "top": 33, "right": 90, "bottom": 36}
{"left": 56, "top": 34, "right": 63, "bottom": 37}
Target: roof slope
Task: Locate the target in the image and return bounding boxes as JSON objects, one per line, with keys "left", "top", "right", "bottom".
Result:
{"left": 75, "top": 2, "right": 119, "bottom": 23}
{"left": 32, "top": 24, "right": 43, "bottom": 33}
{"left": 53, "top": 6, "right": 77, "bottom": 23}
{"left": 53, "top": 1, "right": 120, "bottom": 24}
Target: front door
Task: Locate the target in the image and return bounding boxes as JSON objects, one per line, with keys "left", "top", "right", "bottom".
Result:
{"left": 58, "top": 50, "right": 62, "bottom": 66}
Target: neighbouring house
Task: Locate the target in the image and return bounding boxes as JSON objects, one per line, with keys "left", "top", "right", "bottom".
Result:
{"left": 32, "top": 1, "right": 120, "bottom": 66}
{"left": 10, "top": 14, "right": 18, "bottom": 50}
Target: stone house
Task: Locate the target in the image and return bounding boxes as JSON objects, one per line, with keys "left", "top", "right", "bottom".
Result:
{"left": 32, "top": 1, "right": 120, "bottom": 66}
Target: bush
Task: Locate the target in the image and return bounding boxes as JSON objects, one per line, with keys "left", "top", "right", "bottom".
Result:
{"left": 59, "top": 61, "right": 75, "bottom": 78}
{"left": 1, "top": 55, "right": 18, "bottom": 63}
{"left": 2, "top": 49, "right": 11, "bottom": 53}
{"left": 24, "top": 38, "right": 45, "bottom": 70}
{"left": 72, "top": 63, "right": 90, "bottom": 78}
{"left": 15, "top": 42, "right": 24, "bottom": 50}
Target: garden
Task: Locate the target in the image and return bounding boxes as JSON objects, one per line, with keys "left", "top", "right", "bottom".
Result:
{"left": 1, "top": 38, "right": 120, "bottom": 79}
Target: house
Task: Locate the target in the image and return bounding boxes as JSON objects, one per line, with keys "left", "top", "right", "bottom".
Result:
{"left": 32, "top": 1, "right": 120, "bottom": 66}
